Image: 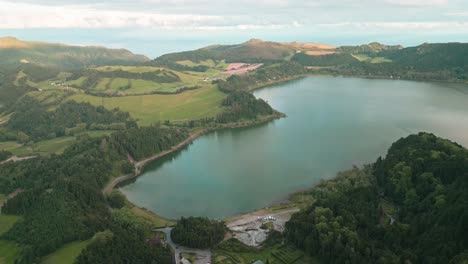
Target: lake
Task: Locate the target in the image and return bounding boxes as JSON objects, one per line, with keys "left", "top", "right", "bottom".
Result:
{"left": 121, "top": 76, "right": 468, "bottom": 219}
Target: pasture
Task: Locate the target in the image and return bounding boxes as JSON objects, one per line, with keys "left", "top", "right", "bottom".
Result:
{"left": 352, "top": 54, "right": 392, "bottom": 63}
{"left": 0, "top": 214, "right": 21, "bottom": 264}
{"left": 68, "top": 85, "right": 225, "bottom": 125}
{"left": 0, "top": 131, "right": 115, "bottom": 157}
{"left": 0, "top": 240, "right": 20, "bottom": 264}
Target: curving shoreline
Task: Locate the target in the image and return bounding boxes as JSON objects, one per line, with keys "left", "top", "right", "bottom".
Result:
{"left": 102, "top": 112, "right": 285, "bottom": 196}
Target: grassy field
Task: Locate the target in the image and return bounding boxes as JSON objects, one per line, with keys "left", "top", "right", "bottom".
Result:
{"left": 28, "top": 90, "right": 74, "bottom": 106}
{"left": 22, "top": 65, "right": 227, "bottom": 125}
{"left": 24, "top": 65, "right": 222, "bottom": 97}
{"left": 0, "top": 131, "right": 115, "bottom": 156}
{"left": 93, "top": 65, "right": 166, "bottom": 73}
{"left": 287, "top": 191, "right": 315, "bottom": 210}
{"left": 40, "top": 240, "right": 92, "bottom": 264}
{"left": 0, "top": 240, "right": 20, "bottom": 264}
{"left": 352, "top": 54, "right": 392, "bottom": 63}
{"left": 177, "top": 59, "right": 228, "bottom": 69}
{"left": 0, "top": 215, "right": 20, "bottom": 236}
{"left": 68, "top": 85, "right": 225, "bottom": 125}
{"left": 0, "top": 214, "right": 21, "bottom": 264}
{"left": 129, "top": 206, "right": 175, "bottom": 228}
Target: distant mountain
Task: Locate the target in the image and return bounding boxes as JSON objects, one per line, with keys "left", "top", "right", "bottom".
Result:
{"left": 380, "top": 42, "right": 468, "bottom": 72}
{"left": 291, "top": 41, "right": 468, "bottom": 81}
{"left": 0, "top": 37, "right": 149, "bottom": 69}
{"left": 338, "top": 42, "right": 403, "bottom": 54}
{"left": 154, "top": 39, "right": 336, "bottom": 63}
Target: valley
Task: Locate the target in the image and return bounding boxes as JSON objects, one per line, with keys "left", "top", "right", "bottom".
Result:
{"left": 0, "top": 37, "right": 467, "bottom": 264}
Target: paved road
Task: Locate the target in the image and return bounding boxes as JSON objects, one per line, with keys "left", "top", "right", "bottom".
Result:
{"left": 156, "top": 227, "right": 211, "bottom": 264}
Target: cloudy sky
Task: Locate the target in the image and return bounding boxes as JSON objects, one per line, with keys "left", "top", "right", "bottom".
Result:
{"left": 0, "top": 0, "right": 467, "bottom": 57}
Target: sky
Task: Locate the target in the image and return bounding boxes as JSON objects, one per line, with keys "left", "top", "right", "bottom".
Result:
{"left": 0, "top": 0, "right": 467, "bottom": 58}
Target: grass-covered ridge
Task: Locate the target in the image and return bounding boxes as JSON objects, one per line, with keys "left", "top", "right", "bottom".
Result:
{"left": 0, "top": 36, "right": 149, "bottom": 69}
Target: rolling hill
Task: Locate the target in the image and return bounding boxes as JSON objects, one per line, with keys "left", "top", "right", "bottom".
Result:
{"left": 154, "top": 39, "right": 336, "bottom": 63}
{"left": 380, "top": 42, "right": 468, "bottom": 72}
{"left": 0, "top": 37, "right": 149, "bottom": 69}
{"left": 338, "top": 42, "right": 403, "bottom": 54}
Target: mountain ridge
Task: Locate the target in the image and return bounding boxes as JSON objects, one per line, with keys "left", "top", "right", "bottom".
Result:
{"left": 0, "top": 36, "right": 150, "bottom": 69}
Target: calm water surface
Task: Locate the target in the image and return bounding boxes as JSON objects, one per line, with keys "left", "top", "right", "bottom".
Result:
{"left": 121, "top": 76, "right": 468, "bottom": 219}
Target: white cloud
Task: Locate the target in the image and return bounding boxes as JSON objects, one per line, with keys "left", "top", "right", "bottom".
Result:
{"left": 0, "top": 0, "right": 309, "bottom": 29}
{"left": 316, "top": 21, "right": 468, "bottom": 31}
{"left": 0, "top": 0, "right": 466, "bottom": 32}
{"left": 0, "top": 1, "right": 218, "bottom": 29}
{"left": 383, "top": 0, "right": 448, "bottom": 7}
{"left": 445, "top": 11, "right": 468, "bottom": 17}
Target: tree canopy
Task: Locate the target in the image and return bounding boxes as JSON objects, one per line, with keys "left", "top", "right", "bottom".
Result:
{"left": 285, "top": 133, "right": 468, "bottom": 264}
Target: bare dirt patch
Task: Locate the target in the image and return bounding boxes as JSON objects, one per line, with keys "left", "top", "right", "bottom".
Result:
{"left": 225, "top": 63, "right": 263, "bottom": 75}
{"left": 305, "top": 50, "right": 337, "bottom": 56}
{"left": 226, "top": 208, "right": 299, "bottom": 247}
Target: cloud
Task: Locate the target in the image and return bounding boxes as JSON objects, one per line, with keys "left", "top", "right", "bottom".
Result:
{"left": 445, "top": 11, "right": 468, "bottom": 17}
{"left": 0, "top": 1, "right": 304, "bottom": 30}
{"left": 316, "top": 21, "right": 468, "bottom": 32}
{"left": 0, "top": 0, "right": 466, "bottom": 32}
{"left": 383, "top": 0, "right": 448, "bottom": 7}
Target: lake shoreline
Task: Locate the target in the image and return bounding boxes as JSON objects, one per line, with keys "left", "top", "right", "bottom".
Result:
{"left": 114, "top": 75, "right": 468, "bottom": 221}
{"left": 103, "top": 111, "right": 286, "bottom": 196}
{"left": 248, "top": 72, "right": 468, "bottom": 94}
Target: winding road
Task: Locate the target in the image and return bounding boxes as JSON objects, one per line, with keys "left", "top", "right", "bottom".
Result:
{"left": 156, "top": 227, "right": 211, "bottom": 264}
{"left": 102, "top": 130, "right": 206, "bottom": 195}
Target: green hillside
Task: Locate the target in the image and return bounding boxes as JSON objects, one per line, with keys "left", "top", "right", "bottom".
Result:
{"left": 294, "top": 42, "right": 468, "bottom": 81}
{"left": 154, "top": 39, "right": 336, "bottom": 63}
{"left": 292, "top": 52, "right": 359, "bottom": 67}
{"left": 0, "top": 37, "right": 149, "bottom": 69}
{"left": 381, "top": 42, "right": 468, "bottom": 72}
{"left": 286, "top": 133, "right": 468, "bottom": 263}
{"left": 338, "top": 42, "right": 403, "bottom": 54}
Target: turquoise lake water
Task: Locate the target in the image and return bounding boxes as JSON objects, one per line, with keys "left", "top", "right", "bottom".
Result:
{"left": 121, "top": 76, "right": 468, "bottom": 219}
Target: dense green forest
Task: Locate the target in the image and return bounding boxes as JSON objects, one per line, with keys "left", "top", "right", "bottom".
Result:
{"left": 0, "top": 125, "right": 189, "bottom": 262}
{"left": 295, "top": 42, "right": 468, "bottom": 82}
{"left": 76, "top": 214, "right": 173, "bottom": 264}
{"left": 0, "top": 150, "right": 12, "bottom": 161}
{"left": 285, "top": 133, "right": 468, "bottom": 264}
{"left": 292, "top": 53, "right": 358, "bottom": 67}
{"left": 7, "top": 97, "right": 132, "bottom": 141}
{"left": 217, "top": 91, "right": 274, "bottom": 123}
{"left": 171, "top": 217, "right": 226, "bottom": 249}
{"left": 211, "top": 62, "right": 303, "bottom": 123}
{"left": 110, "top": 126, "right": 189, "bottom": 160}
{"left": 0, "top": 67, "right": 31, "bottom": 112}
